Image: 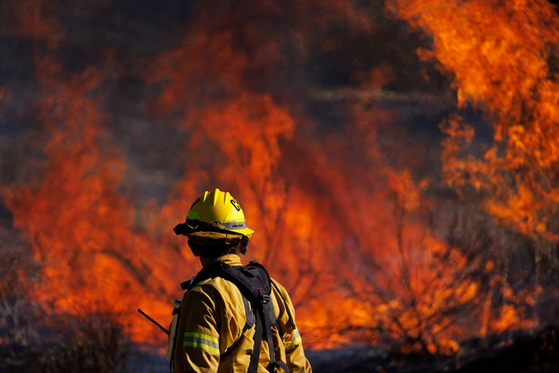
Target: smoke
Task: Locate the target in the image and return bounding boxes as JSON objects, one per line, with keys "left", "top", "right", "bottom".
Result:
{"left": 2, "top": 0, "right": 556, "bottom": 353}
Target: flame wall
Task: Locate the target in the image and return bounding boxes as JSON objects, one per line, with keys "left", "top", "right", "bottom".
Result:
{"left": 1, "top": 0, "right": 557, "bottom": 353}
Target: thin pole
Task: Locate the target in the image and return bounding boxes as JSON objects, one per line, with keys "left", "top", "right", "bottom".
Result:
{"left": 137, "top": 308, "right": 169, "bottom": 335}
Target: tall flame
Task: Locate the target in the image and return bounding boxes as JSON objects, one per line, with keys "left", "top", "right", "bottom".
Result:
{"left": 388, "top": 0, "right": 559, "bottom": 241}
{"left": 0, "top": 0, "right": 554, "bottom": 356}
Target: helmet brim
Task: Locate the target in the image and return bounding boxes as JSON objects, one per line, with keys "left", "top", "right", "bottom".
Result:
{"left": 231, "top": 227, "right": 254, "bottom": 237}
{"left": 173, "top": 220, "right": 254, "bottom": 238}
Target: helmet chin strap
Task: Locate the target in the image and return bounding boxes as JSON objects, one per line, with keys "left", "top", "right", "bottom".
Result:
{"left": 240, "top": 235, "right": 249, "bottom": 255}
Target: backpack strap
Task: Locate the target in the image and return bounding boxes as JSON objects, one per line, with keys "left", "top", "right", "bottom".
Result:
{"left": 247, "top": 290, "right": 289, "bottom": 373}
{"left": 230, "top": 262, "right": 290, "bottom": 373}
{"left": 183, "top": 260, "right": 290, "bottom": 373}
{"left": 248, "top": 303, "right": 264, "bottom": 373}
{"left": 213, "top": 262, "right": 277, "bottom": 372}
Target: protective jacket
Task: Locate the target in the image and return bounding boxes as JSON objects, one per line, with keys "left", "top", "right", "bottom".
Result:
{"left": 174, "top": 254, "right": 312, "bottom": 373}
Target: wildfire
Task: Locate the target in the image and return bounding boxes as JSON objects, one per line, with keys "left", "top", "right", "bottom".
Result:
{"left": 1, "top": 0, "right": 556, "bottom": 360}
{"left": 389, "top": 0, "right": 559, "bottom": 241}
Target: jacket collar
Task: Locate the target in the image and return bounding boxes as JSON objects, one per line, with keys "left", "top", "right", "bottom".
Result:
{"left": 209, "top": 253, "right": 242, "bottom": 267}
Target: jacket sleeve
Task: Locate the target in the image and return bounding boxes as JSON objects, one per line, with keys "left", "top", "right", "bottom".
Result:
{"left": 174, "top": 285, "right": 222, "bottom": 373}
{"left": 272, "top": 280, "right": 313, "bottom": 373}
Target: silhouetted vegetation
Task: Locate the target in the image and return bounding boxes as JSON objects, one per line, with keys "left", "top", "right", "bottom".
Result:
{"left": 0, "top": 235, "right": 133, "bottom": 373}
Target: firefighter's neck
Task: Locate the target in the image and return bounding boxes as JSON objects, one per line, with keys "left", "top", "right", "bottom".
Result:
{"left": 199, "top": 256, "right": 216, "bottom": 268}
{"left": 194, "top": 242, "right": 242, "bottom": 268}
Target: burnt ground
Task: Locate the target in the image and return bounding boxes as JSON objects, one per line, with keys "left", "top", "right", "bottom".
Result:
{"left": 59, "top": 325, "right": 559, "bottom": 372}
{"left": 306, "top": 326, "right": 559, "bottom": 373}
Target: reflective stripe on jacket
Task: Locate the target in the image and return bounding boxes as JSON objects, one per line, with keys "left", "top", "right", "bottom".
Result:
{"left": 174, "top": 254, "right": 312, "bottom": 373}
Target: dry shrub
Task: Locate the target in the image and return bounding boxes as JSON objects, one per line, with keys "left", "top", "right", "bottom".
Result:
{"left": 0, "top": 234, "right": 133, "bottom": 373}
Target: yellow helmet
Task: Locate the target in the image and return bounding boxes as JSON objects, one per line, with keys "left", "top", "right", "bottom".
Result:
{"left": 174, "top": 188, "right": 254, "bottom": 241}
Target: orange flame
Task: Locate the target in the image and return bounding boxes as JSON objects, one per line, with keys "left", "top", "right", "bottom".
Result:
{"left": 1, "top": 0, "right": 550, "bottom": 356}
{"left": 389, "top": 0, "right": 559, "bottom": 241}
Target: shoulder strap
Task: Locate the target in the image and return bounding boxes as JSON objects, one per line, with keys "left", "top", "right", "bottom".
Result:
{"left": 183, "top": 260, "right": 290, "bottom": 373}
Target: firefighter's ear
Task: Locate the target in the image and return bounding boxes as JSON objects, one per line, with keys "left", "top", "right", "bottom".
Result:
{"left": 240, "top": 236, "right": 248, "bottom": 255}
{"left": 187, "top": 240, "right": 200, "bottom": 257}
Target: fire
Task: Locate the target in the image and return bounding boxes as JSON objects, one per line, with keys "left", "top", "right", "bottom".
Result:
{"left": 1, "top": 58, "right": 183, "bottom": 344}
{"left": 2, "top": 0, "right": 65, "bottom": 48}
{"left": 388, "top": 0, "right": 559, "bottom": 241}
{"left": 387, "top": 0, "right": 558, "bottom": 339}
{"left": 1, "top": 0, "right": 555, "bottom": 361}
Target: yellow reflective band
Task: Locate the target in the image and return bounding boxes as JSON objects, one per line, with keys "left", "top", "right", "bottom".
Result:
{"left": 286, "top": 329, "right": 302, "bottom": 351}
{"left": 184, "top": 332, "right": 219, "bottom": 355}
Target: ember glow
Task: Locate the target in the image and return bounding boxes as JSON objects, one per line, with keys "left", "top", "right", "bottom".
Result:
{"left": 1, "top": 0, "right": 558, "bottom": 357}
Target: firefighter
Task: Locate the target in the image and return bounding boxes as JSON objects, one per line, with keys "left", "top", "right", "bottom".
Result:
{"left": 172, "top": 188, "right": 312, "bottom": 372}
